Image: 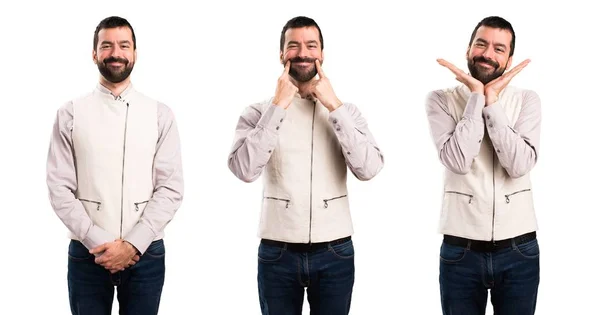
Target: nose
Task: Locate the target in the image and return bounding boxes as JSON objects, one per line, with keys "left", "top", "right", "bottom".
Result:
{"left": 297, "top": 44, "right": 309, "bottom": 58}
{"left": 482, "top": 46, "right": 495, "bottom": 59}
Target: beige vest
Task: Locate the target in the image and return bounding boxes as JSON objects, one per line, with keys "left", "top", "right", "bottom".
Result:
{"left": 259, "top": 96, "right": 353, "bottom": 243}
{"left": 70, "top": 86, "right": 161, "bottom": 241}
{"left": 439, "top": 85, "right": 538, "bottom": 241}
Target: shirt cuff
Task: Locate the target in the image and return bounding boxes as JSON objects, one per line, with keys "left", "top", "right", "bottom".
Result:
{"left": 483, "top": 102, "right": 510, "bottom": 132}
{"left": 257, "top": 105, "right": 287, "bottom": 133}
{"left": 124, "top": 223, "right": 155, "bottom": 255}
{"left": 463, "top": 92, "right": 485, "bottom": 121}
{"left": 81, "top": 225, "right": 115, "bottom": 253}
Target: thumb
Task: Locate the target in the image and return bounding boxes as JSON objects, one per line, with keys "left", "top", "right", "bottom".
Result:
{"left": 89, "top": 243, "right": 108, "bottom": 254}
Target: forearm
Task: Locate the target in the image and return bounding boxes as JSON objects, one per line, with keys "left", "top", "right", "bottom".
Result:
{"left": 328, "top": 103, "right": 383, "bottom": 180}
{"left": 484, "top": 92, "right": 541, "bottom": 178}
{"left": 426, "top": 91, "right": 485, "bottom": 174}
{"left": 228, "top": 104, "right": 286, "bottom": 182}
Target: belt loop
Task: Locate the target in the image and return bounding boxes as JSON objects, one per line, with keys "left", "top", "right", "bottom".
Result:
{"left": 510, "top": 238, "right": 517, "bottom": 250}
{"left": 283, "top": 243, "right": 288, "bottom": 251}
{"left": 466, "top": 240, "right": 471, "bottom": 250}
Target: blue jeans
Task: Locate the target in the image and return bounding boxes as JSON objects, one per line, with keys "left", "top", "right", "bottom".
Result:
{"left": 67, "top": 239, "right": 166, "bottom": 315}
{"left": 257, "top": 238, "right": 355, "bottom": 315}
{"left": 439, "top": 237, "right": 540, "bottom": 315}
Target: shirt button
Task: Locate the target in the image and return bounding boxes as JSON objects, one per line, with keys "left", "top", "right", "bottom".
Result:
{"left": 336, "top": 127, "right": 341, "bottom": 131}
{"left": 479, "top": 139, "right": 482, "bottom": 143}
{"left": 276, "top": 126, "right": 280, "bottom": 130}
{"left": 268, "top": 150, "right": 272, "bottom": 153}
{"left": 280, "top": 118, "right": 283, "bottom": 122}
{"left": 487, "top": 115, "right": 490, "bottom": 119}
{"left": 488, "top": 124, "right": 493, "bottom": 128}
{"left": 496, "top": 149, "right": 501, "bottom": 153}
{"left": 333, "top": 119, "right": 338, "bottom": 124}
{"left": 347, "top": 151, "right": 351, "bottom": 155}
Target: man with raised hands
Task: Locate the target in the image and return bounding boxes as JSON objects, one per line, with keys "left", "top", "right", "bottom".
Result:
{"left": 425, "top": 16, "right": 542, "bottom": 315}
{"left": 228, "top": 15, "right": 384, "bottom": 315}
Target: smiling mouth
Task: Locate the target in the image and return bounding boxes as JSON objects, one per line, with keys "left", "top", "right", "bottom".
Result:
{"left": 477, "top": 61, "right": 495, "bottom": 69}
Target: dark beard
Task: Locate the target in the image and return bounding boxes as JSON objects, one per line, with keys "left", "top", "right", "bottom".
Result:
{"left": 467, "top": 56, "right": 505, "bottom": 85}
{"left": 97, "top": 56, "right": 134, "bottom": 83}
{"left": 287, "top": 57, "right": 317, "bottom": 82}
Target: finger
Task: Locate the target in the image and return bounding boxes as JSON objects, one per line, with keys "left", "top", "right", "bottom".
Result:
{"left": 503, "top": 60, "right": 530, "bottom": 81}
{"left": 133, "top": 255, "right": 140, "bottom": 262}
{"left": 437, "top": 59, "right": 463, "bottom": 76}
{"left": 89, "top": 243, "right": 108, "bottom": 254}
{"left": 315, "top": 59, "right": 325, "bottom": 78}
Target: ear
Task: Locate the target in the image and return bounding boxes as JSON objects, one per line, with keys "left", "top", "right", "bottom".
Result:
{"left": 465, "top": 45, "right": 470, "bottom": 61}
{"left": 280, "top": 51, "right": 284, "bottom": 65}
{"left": 506, "top": 56, "right": 513, "bottom": 69}
{"left": 92, "top": 49, "right": 98, "bottom": 64}
{"left": 320, "top": 49, "right": 325, "bottom": 65}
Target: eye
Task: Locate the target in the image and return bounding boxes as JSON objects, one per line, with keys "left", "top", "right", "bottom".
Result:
{"left": 475, "top": 43, "right": 485, "bottom": 47}
{"left": 495, "top": 48, "right": 505, "bottom": 53}
{"left": 121, "top": 44, "right": 130, "bottom": 49}
{"left": 101, "top": 45, "right": 110, "bottom": 49}
{"left": 308, "top": 44, "right": 317, "bottom": 49}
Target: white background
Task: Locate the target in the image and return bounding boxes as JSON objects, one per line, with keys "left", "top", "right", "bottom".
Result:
{"left": 1, "top": 0, "right": 598, "bottom": 314}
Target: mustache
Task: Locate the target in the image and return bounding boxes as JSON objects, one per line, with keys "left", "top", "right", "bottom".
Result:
{"left": 289, "top": 57, "right": 316, "bottom": 64}
{"left": 473, "top": 56, "right": 499, "bottom": 68}
{"left": 103, "top": 57, "right": 129, "bottom": 65}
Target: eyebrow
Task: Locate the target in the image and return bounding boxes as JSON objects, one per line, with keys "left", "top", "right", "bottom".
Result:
{"left": 100, "top": 40, "right": 132, "bottom": 46}
{"left": 287, "top": 40, "right": 320, "bottom": 47}
{"left": 475, "top": 38, "right": 507, "bottom": 49}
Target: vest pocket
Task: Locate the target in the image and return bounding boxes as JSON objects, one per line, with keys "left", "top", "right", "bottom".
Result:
{"left": 263, "top": 196, "right": 290, "bottom": 209}
{"left": 323, "top": 195, "right": 348, "bottom": 208}
{"left": 505, "top": 189, "right": 531, "bottom": 203}
{"left": 79, "top": 198, "right": 101, "bottom": 211}
{"left": 444, "top": 191, "right": 473, "bottom": 204}
{"left": 134, "top": 200, "right": 150, "bottom": 211}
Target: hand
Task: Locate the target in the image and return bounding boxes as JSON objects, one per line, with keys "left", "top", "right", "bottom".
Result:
{"left": 308, "top": 60, "right": 342, "bottom": 112}
{"left": 273, "top": 61, "right": 299, "bottom": 109}
{"left": 437, "top": 58, "right": 484, "bottom": 94}
{"left": 90, "top": 240, "right": 140, "bottom": 273}
{"left": 484, "top": 59, "right": 530, "bottom": 105}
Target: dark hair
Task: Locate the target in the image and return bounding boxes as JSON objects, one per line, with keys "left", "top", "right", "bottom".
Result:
{"left": 93, "top": 16, "right": 136, "bottom": 50}
{"left": 469, "top": 16, "right": 515, "bottom": 56}
{"left": 280, "top": 16, "right": 324, "bottom": 52}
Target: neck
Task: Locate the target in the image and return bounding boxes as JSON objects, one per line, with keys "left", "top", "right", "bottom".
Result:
{"left": 99, "top": 76, "right": 131, "bottom": 97}
{"left": 291, "top": 76, "right": 317, "bottom": 99}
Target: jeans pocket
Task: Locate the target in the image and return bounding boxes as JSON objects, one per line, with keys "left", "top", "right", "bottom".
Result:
{"left": 439, "top": 242, "right": 468, "bottom": 263}
{"left": 143, "top": 240, "right": 166, "bottom": 258}
{"left": 515, "top": 239, "right": 540, "bottom": 259}
{"left": 68, "top": 240, "right": 93, "bottom": 261}
{"left": 329, "top": 240, "right": 355, "bottom": 259}
{"left": 258, "top": 243, "right": 285, "bottom": 263}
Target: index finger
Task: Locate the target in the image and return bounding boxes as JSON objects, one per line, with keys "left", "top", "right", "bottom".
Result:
{"left": 315, "top": 59, "right": 325, "bottom": 78}
{"left": 436, "top": 58, "right": 463, "bottom": 76}
{"left": 505, "top": 59, "right": 531, "bottom": 79}
{"left": 283, "top": 61, "right": 291, "bottom": 75}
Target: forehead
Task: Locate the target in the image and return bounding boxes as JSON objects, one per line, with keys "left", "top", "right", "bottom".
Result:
{"left": 472, "top": 26, "right": 512, "bottom": 47}
{"left": 284, "top": 26, "right": 321, "bottom": 44}
{"left": 97, "top": 26, "right": 133, "bottom": 43}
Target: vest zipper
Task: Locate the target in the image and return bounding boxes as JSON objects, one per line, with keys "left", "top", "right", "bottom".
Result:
{"left": 119, "top": 99, "right": 129, "bottom": 239}
{"left": 444, "top": 191, "right": 473, "bottom": 204}
{"left": 492, "top": 151, "right": 496, "bottom": 243}
{"left": 80, "top": 199, "right": 101, "bottom": 211}
{"left": 308, "top": 103, "right": 316, "bottom": 244}
{"left": 323, "top": 195, "right": 348, "bottom": 208}
{"left": 264, "top": 197, "right": 290, "bottom": 209}
{"left": 134, "top": 200, "right": 150, "bottom": 211}
{"left": 505, "top": 189, "right": 531, "bottom": 203}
